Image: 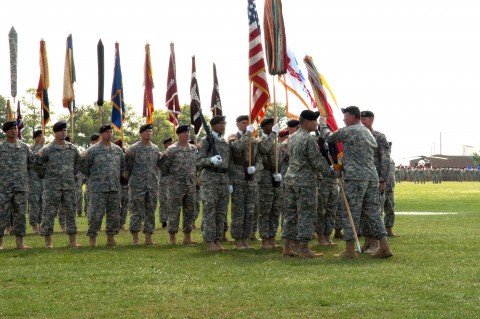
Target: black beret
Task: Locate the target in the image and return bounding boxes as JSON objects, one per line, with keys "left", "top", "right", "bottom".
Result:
{"left": 341, "top": 106, "right": 361, "bottom": 118}
{"left": 90, "top": 133, "right": 100, "bottom": 141}
{"left": 360, "top": 110, "right": 375, "bottom": 118}
{"left": 176, "top": 124, "right": 190, "bottom": 134}
{"left": 286, "top": 119, "right": 300, "bottom": 128}
{"left": 99, "top": 124, "right": 113, "bottom": 133}
{"left": 65, "top": 136, "right": 71, "bottom": 142}
{"left": 2, "top": 121, "right": 17, "bottom": 132}
{"left": 139, "top": 123, "right": 153, "bottom": 133}
{"left": 300, "top": 110, "right": 320, "bottom": 121}
{"left": 278, "top": 130, "right": 289, "bottom": 138}
{"left": 236, "top": 115, "right": 249, "bottom": 123}
{"left": 163, "top": 137, "right": 173, "bottom": 145}
{"left": 33, "top": 129, "right": 43, "bottom": 139}
{"left": 53, "top": 121, "right": 67, "bottom": 132}
{"left": 260, "top": 118, "right": 274, "bottom": 128}
{"left": 210, "top": 115, "right": 226, "bottom": 126}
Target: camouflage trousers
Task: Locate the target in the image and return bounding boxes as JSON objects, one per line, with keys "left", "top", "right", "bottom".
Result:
{"left": 382, "top": 190, "right": 395, "bottom": 228}
{"left": 75, "top": 180, "right": 83, "bottom": 215}
{"left": 282, "top": 184, "right": 318, "bottom": 242}
{"left": 86, "top": 191, "right": 120, "bottom": 237}
{"left": 119, "top": 185, "right": 129, "bottom": 227}
{"left": 193, "top": 186, "right": 201, "bottom": 226}
{"left": 28, "top": 190, "right": 43, "bottom": 226}
{"left": 42, "top": 189, "right": 77, "bottom": 236}
{"left": 230, "top": 183, "right": 257, "bottom": 240}
{"left": 84, "top": 184, "right": 91, "bottom": 219}
{"left": 201, "top": 183, "right": 229, "bottom": 242}
{"left": 167, "top": 181, "right": 195, "bottom": 234}
{"left": 158, "top": 179, "right": 169, "bottom": 224}
{"left": 343, "top": 180, "right": 387, "bottom": 241}
{"left": 0, "top": 191, "right": 28, "bottom": 237}
{"left": 335, "top": 192, "right": 345, "bottom": 231}
{"left": 129, "top": 190, "right": 157, "bottom": 234}
{"left": 257, "top": 182, "right": 282, "bottom": 239}
{"left": 361, "top": 190, "right": 384, "bottom": 236}
{"left": 315, "top": 180, "right": 339, "bottom": 236}
{"left": 57, "top": 203, "right": 66, "bottom": 226}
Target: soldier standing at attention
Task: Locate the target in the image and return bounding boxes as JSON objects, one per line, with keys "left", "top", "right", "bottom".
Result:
{"left": 159, "top": 137, "right": 173, "bottom": 228}
{"left": 82, "top": 124, "right": 125, "bottom": 247}
{"left": 282, "top": 111, "right": 333, "bottom": 258}
{"left": 29, "top": 129, "right": 45, "bottom": 234}
{"left": 84, "top": 133, "right": 100, "bottom": 220}
{"left": 383, "top": 142, "right": 397, "bottom": 237}
{"left": 160, "top": 124, "right": 197, "bottom": 245}
{"left": 0, "top": 121, "right": 34, "bottom": 250}
{"left": 196, "top": 115, "right": 231, "bottom": 252}
{"left": 125, "top": 124, "right": 161, "bottom": 245}
{"left": 230, "top": 115, "right": 262, "bottom": 250}
{"left": 319, "top": 106, "right": 393, "bottom": 259}
{"left": 35, "top": 122, "right": 82, "bottom": 248}
{"left": 114, "top": 139, "right": 129, "bottom": 231}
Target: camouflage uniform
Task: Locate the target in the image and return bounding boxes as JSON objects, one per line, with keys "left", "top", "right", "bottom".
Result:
{"left": 257, "top": 132, "right": 282, "bottom": 239}
{"left": 160, "top": 142, "right": 197, "bottom": 235}
{"left": 75, "top": 172, "right": 84, "bottom": 216}
{"left": 383, "top": 158, "right": 396, "bottom": 228}
{"left": 35, "top": 141, "right": 82, "bottom": 236}
{"left": 82, "top": 142, "right": 125, "bottom": 238}
{"left": 158, "top": 173, "right": 169, "bottom": 225}
{"left": 283, "top": 127, "right": 334, "bottom": 242}
{"left": 196, "top": 133, "right": 231, "bottom": 243}
{"left": 229, "top": 130, "right": 262, "bottom": 241}
{"left": 320, "top": 123, "right": 387, "bottom": 241}
{"left": 0, "top": 140, "right": 34, "bottom": 238}
{"left": 28, "top": 144, "right": 44, "bottom": 227}
{"left": 315, "top": 172, "right": 339, "bottom": 237}
{"left": 125, "top": 141, "right": 161, "bottom": 234}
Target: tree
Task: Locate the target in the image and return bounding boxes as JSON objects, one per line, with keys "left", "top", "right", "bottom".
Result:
{"left": 472, "top": 152, "right": 480, "bottom": 167}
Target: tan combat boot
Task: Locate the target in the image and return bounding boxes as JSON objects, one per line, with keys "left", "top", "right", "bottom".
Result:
{"left": 214, "top": 240, "right": 228, "bottom": 251}
{"left": 260, "top": 238, "right": 273, "bottom": 250}
{"left": 235, "top": 239, "right": 248, "bottom": 250}
{"left": 334, "top": 241, "right": 356, "bottom": 258}
{"left": 68, "top": 234, "right": 81, "bottom": 248}
{"left": 334, "top": 229, "right": 343, "bottom": 239}
{"left": 282, "top": 239, "right": 298, "bottom": 257}
{"left": 0, "top": 236, "right": 4, "bottom": 250}
{"left": 290, "top": 240, "right": 300, "bottom": 254}
{"left": 89, "top": 236, "right": 96, "bottom": 247}
{"left": 106, "top": 235, "right": 117, "bottom": 247}
{"left": 207, "top": 241, "right": 221, "bottom": 252}
{"left": 386, "top": 227, "right": 398, "bottom": 237}
{"left": 269, "top": 237, "right": 280, "bottom": 249}
{"left": 364, "top": 237, "right": 379, "bottom": 254}
{"left": 317, "top": 234, "right": 330, "bottom": 246}
{"left": 168, "top": 233, "right": 176, "bottom": 245}
{"left": 132, "top": 232, "right": 139, "bottom": 245}
{"left": 325, "top": 234, "right": 338, "bottom": 246}
{"left": 360, "top": 235, "right": 373, "bottom": 253}
{"left": 182, "top": 232, "right": 197, "bottom": 245}
{"left": 145, "top": 232, "right": 156, "bottom": 246}
{"left": 15, "top": 236, "right": 31, "bottom": 250}
{"left": 32, "top": 224, "right": 40, "bottom": 235}
{"left": 298, "top": 242, "right": 324, "bottom": 258}
{"left": 372, "top": 236, "right": 393, "bottom": 259}
{"left": 44, "top": 235, "right": 53, "bottom": 249}
{"left": 60, "top": 224, "right": 66, "bottom": 233}
{"left": 242, "top": 239, "right": 254, "bottom": 250}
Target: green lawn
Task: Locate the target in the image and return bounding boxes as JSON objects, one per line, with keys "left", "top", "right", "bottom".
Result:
{"left": 1, "top": 182, "right": 479, "bottom": 318}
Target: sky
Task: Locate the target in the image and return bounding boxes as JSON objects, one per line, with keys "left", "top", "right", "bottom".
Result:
{"left": 1, "top": 0, "right": 479, "bottom": 165}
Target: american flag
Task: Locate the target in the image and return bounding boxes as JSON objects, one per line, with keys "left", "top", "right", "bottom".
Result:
{"left": 190, "top": 56, "right": 202, "bottom": 135}
{"left": 165, "top": 42, "right": 180, "bottom": 127}
{"left": 248, "top": 0, "right": 270, "bottom": 127}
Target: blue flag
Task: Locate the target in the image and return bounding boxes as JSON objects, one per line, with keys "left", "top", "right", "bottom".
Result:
{"left": 111, "top": 42, "right": 125, "bottom": 130}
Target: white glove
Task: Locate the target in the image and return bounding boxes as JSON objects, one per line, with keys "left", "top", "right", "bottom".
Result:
{"left": 229, "top": 185, "right": 233, "bottom": 194}
{"left": 247, "top": 166, "right": 256, "bottom": 174}
{"left": 210, "top": 155, "right": 223, "bottom": 166}
{"left": 246, "top": 125, "right": 255, "bottom": 133}
{"left": 272, "top": 173, "right": 282, "bottom": 182}
{"left": 272, "top": 124, "right": 279, "bottom": 134}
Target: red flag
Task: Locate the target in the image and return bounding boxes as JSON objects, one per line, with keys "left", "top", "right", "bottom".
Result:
{"left": 248, "top": 0, "right": 270, "bottom": 126}
{"left": 190, "top": 56, "right": 202, "bottom": 135}
{"left": 143, "top": 43, "right": 154, "bottom": 124}
{"left": 165, "top": 42, "right": 180, "bottom": 126}
{"left": 210, "top": 63, "right": 222, "bottom": 117}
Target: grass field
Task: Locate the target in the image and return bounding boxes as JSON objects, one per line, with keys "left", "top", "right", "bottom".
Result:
{"left": 1, "top": 182, "right": 479, "bottom": 318}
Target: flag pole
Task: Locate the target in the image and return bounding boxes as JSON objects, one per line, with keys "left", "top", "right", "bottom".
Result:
{"left": 248, "top": 81, "right": 252, "bottom": 167}
{"left": 99, "top": 103, "right": 103, "bottom": 127}
{"left": 70, "top": 109, "right": 74, "bottom": 142}
{"left": 273, "top": 77, "right": 278, "bottom": 174}
{"left": 41, "top": 93, "right": 45, "bottom": 135}
{"left": 120, "top": 94, "right": 124, "bottom": 144}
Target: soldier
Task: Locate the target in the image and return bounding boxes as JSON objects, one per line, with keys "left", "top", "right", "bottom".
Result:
{"left": 384, "top": 142, "right": 397, "bottom": 237}
{"left": 319, "top": 106, "right": 393, "bottom": 259}
{"left": 159, "top": 137, "right": 173, "bottom": 228}
{"left": 125, "top": 124, "right": 161, "bottom": 245}
{"left": 28, "top": 129, "right": 45, "bottom": 234}
{"left": 196, "top": 115, "right": 231, "bottom": 252}
{"left": 160, "top": 124, "right": 197, "bottom": 245}
{"left": 84, "top": 133, "right": 100, "bottom": 220}
{"left": 282, "top": 111, "right": 334, "bottom": 258}
{"left": 114, "top": 139, "right": 129, "bottom": 231}
{"left": 82, "top": 124, "right": 125, "bottom": 247}
{"left": 189, "top": 139, "right": 201, "bottom": 229}
{"left": 359, "top": 110, "right": 391, "bottom": 253}
{"left": 35, "top": 122, "right": 82, "bottom": 248}
{"left": 230, "top": 115, "right": 262, "bottom": 250}
{"left": 0, "top": 121, "right": 34, "bottom": 250}
{"left": 257, "top": 118, "right": 282, "bottom": 250}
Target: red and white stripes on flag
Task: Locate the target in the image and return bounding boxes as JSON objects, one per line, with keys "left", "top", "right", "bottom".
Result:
{"left": 248, "top": 0, "right": 270, "bottom": 127}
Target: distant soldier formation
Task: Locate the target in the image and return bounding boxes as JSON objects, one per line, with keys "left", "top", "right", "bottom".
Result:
{"left": 1, "top": 107, "right": 406, "bottom": 259}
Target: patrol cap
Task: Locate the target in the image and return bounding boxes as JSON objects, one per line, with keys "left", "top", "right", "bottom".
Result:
{"left": 176, "top": 124, "right": 190, "bottom": 134}
{"left": 2, "top": 121, "right": 17, "bottom": 132}
{"left": 341, "top": 106, "right": 361, "bottom": 118}
{"left": 360, "top": 110, "right": 375, "bottom": 118}
{"left": 210, "top": 115, "right": 226, "bottom": 126}
{"left": 53, "top": 121, "right": 67, "bottom": 132}
{"left": 278, "top": 129, "right": 289, "bottom": 138}
{"left": 139, "top": 123, "right": 153, "bottom": 133}
{"left": 99, "top": 124, "right": 113, "bottom": 133}
{"left": 33, "top": 129, "right": 43, "bottom": 139}
{"left": 90, "top": 133, "right": 100, "bottom": 141}
{"left": 286, "top": 119, "right": 300, "bottom": 128}
{"left": 260, "top": 118, "right": 274, "bottom": 128}
{"left": 163, "top": 137, "right": 173, "bottom": 145}
{"left": 299, "top": 110, "right": 320, "bottom": 121}
{"left": 236, "top": 115, "right": 249, "bottom": 123}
